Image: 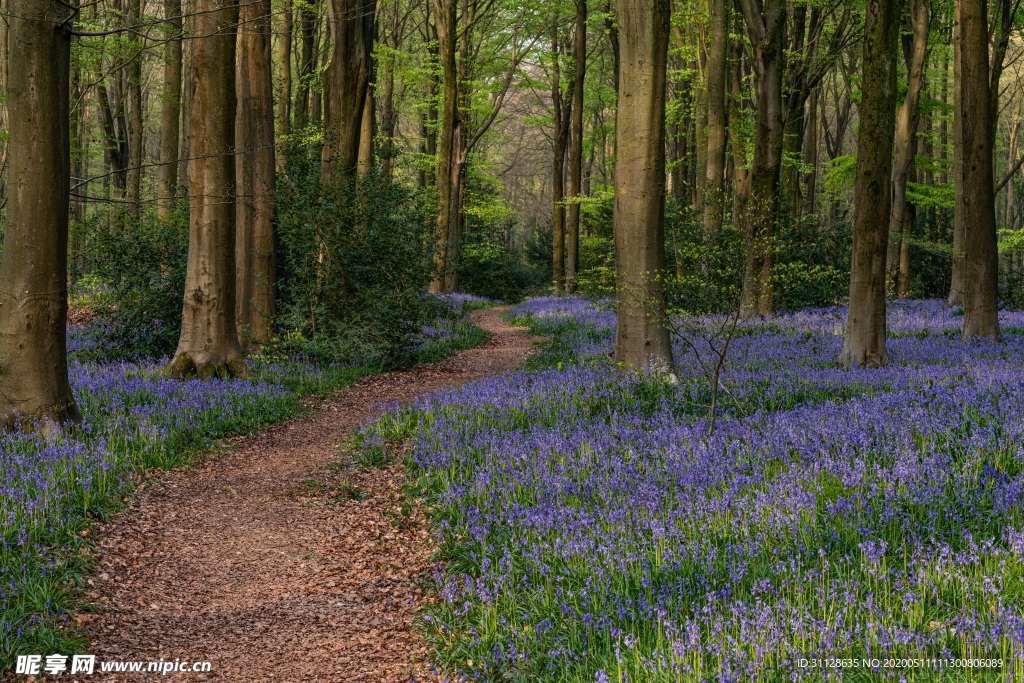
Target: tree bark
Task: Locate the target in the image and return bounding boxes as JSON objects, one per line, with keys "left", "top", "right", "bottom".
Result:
{"left": 126, "top": 0, "right": 143, "bottom": 218}
{"left": 703, "top": 0, "right": 728, "bottom": 241}
{"left": 886, "top": 0, "right": 929, "bottom": 294}
{"left": 294, "top": 3, "right": 317, "bottom": 129}
{"left": 551, "top": 28, "right": 573, "bottom": 294}
{"left": 168, "top": 0, "right": 245, "bottom": 379}
{"left": 948, "top": 0, "right": 964, "bottom": 305}
{"left": 235, "top": 0, "right": 277, "bottom": 345}
{"left": 158, "top": 0, "right": 183, "bottom": 220}
{"left": 613, "top": 0, "right": 673, "bottom": 371}
{"left": 566, "top": 0, "right": 586, "bottom": 293}
{"left": 841, "top": 0, "right": 901, "bottom": 367}
{"left": 322, "top": 0, "right": 375, "bottom": 184}
{"left": 736, "top": 0, "right": 786, "bottom": 317}
{"left": 958, "top": 0, "right": 1000, "bottom": 339}
{"left": 429, "top": 0, "right": 459, "bottom": 292}
{"left": 0, "top": 0, "right": 81, "bottom": 427}
{"left": 276, "top": 0, "right": 293, "bottom": 167}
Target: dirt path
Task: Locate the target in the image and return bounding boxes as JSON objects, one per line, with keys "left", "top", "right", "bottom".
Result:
{"left": 79, "top": 308, "right": 536, "bottom": 682}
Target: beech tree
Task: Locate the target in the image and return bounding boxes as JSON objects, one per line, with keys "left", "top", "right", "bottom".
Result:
{"left": 612, "top": 0, "right": 673, "bottom": 370}
{"left": 735, "top": 0, "right": 786, "bottom": 317}
{"left": 958, "top": 0, "right": 1000, "bottom": 339}
{"left": 842, "top": 0, "right": 901, "bottom": 367}
{"left": 236, "top": 0, "right": 278, "bottom": 344}
{"left": 322, "top": 0, "right": 375, "bottom": 184}
{"left": 157, "top": 0, "right": 184, "bottom": 220}
{"left": 167, "top": 0, "right": 245, "bottom": 379}
{"left": 0, "top": 0, "right": 81, "bottom": 427}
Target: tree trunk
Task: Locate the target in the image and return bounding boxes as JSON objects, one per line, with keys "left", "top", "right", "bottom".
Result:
{"left": 294, "top": 3, "right": 317, "bottom": 130}
{"left": 168, "top": 0, "right": 245, "bottom": 379}
{"left": 126, "top": 0, "right": 143, "bottom": 218}
{"left": 948, "top": 0, "right": 964, "bottom": 305}
{"left": 276, "top": 0, "right": 292, "bottom": 167}
{"left": 886, "top": 0, "right": 929, "bottom": 294}
{"left": 358, "top": 88, "right": 375, "bottom": 175}
{"left": 430, "top": 0, "right": 459, "bottom": 292}
{"left": 613, "top": 0, "right": 673, "bottom": 371}
{"left": 322, "top": 0, "right": 375, "bottom": 184}
{"left": 958, "top": 0, "right": 1000, "bottom": 339}
{"left": 235, "top": 0, "right": 277, "bottom": 345}
{"left": 158, "top": 0, "right": 183, "bottom": 220}
{"left": 566, "top": 0, "right": 586, "bottom": 293}
{"left": 801, "top": 88, "right": 819, "bottom": 215}
{"left": 737, "top": 0, "right": 786, "bottom": 317}
{"left": 551, "top": 29, "right": 572, "bottom": 295}
{"left": 703, "top": 0, "right": 728, "bottom": 241}
{"left": 841, "top": 0, "right": 901, "bottom": 367}
{"left": 0, "top": 0, "right": 81, "bottom": 428}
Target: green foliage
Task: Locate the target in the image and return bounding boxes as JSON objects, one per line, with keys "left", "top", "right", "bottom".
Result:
{"left": 572, "top": 235, "right": 615, "bottom": 297}
{"left": 457, "top": 242, "right": 536, "bottom": 302}
{"left": 80, "top": 208, "right": 189, "bottom": 361}
{"left": 275, "top": 145, "right": 439, "bottom": 365}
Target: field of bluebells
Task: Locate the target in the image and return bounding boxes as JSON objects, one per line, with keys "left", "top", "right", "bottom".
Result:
{"left": 0, "top": 294, "right": 489, "bottom": 669}
{"left": 361, "top": 297, "right": 1024, "bottom": 681}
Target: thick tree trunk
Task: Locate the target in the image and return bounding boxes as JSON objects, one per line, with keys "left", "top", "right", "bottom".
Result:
{"left": 430, "top": 0, "right": 459, "bottom": 293}
{"left": 737, "top": 0, "right": 786, "bottom": 317}
{"left": 322, "top": 0, "right": 375, "bottom": 184}
{"left": 613, "top": 0, "right": 673, "bottom": 371}
{"left": 158, "top": 0, "right": 183, "bottom": 220}
{"left": 0, "top": 0, "right": 81, "bottom": 428}
{"left": 958, "top": 0, "right": 1000, "bottom": 339}
{"left": 358, "top": 89, "right": 375, "bottom": 175}
{"left": 235, "top": 0, "right": 277, "bottom": 345}
{"left": 168, "top": 0, "right": 245, "bottom": 379}
{"left": 703, "top": 0, "right": 728, "bottom": 241}
{"left": 566, "top": 0, "right": 586, "bottom": 293}
{"left": 886, "top": 0, "right": 929, "bottom": 294}
{"left": 841, "top": 0, "right": 901, "bottom": 367}
{"left": 276, "top": 0, "right": 292, "bottom": 167}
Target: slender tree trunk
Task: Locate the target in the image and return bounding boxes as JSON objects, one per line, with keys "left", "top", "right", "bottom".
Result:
{"left": 358, "top": 88, "right": 375, "bottom": 175}
{"left": 949, "top": 0, "right": 965, "bottom": 305}
{"left": 276, "top": 0, "right": 292, "bottom": 167}
{"left": 958, "top": 0, "right": 1000, "bottom": 338}
{"left": 802, "top": 88, "right": 819, "bottom": 216}
{"left": 235, "top": 0, "right": 277, "bottom": 345}
{"left": 566, "top": 0, "right": 586, "bottom": 293}
{"left": 703, "top": 0, "right": 728, "bottom": 241}
{"left": 294, "top": 4, "right": 316, "bottom": 129}
{"left": 322, "top": 0, "right": 375, "bottom": 184}
{"left": 125, "top": 0, "right": 143, "bottom": 218}
{"left": 158, "top": 0, "right": 183, "bottom": 220}
{"left": 841, "top": 0, "right": 901, "bottom": 367}
{"left": 613, "top": 0, "right": 673, "bottom": 370}
{"left": 168, "top": 0, "right": 245, "bottom": 379}
{"left": 551, "top": 30, "right": 572, "bottom": 294}
{"left": 430, "top": 0, "right": 459, "bottom": 292}
{"left": 886, "top": 0, "right": 929, "bottom": 293}
{"left": 0, "top": 0, "right": 81, "bottom": 428}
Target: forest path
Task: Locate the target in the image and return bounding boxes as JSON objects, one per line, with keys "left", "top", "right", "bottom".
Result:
{"left": 82, "top": 307, "right": 538, "bottom": 682}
